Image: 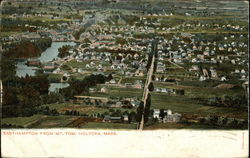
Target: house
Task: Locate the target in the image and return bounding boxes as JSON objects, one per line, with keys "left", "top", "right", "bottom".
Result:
{"left": 199, "top": 76, "right": 207, "bottom": 81}
{"left": 241, "top": 69, "right": 246, "bottom": 74}
{"left": 103, "top": 116, "right": 122, "bottom": 123}
{"left": 163, "top": 113, "right": 182, "bottom": 123}
{"left": 153, "top": 109, "right": 160, "bottom": 119}
{"left": 125, "top": 83, "right": 133, "bottom": 88}
{"left": 89, "top": 88, "right": 96, "bottom": 93}
{"left": 109, "top": 79, "right": 116, "bottom": 84}
{"left": 134, "top": 80, "right": 143, "bottom": 89}
{"left": 161, "top": 88, "right": 167, "bottom": 93}
{"left": 221, "top": 76, "right": 227, "bottom": 81}
{"left": 86, "top": 64, "right": 91, "bottom": 68}
{"left": 131, "top": 100, "right": 140, "bottom": 107}
{"left": 135, "top": 69, "right": 144, "bottom": 76}
{"left": 123, "top": 115, "right": 129, "bottom": 122}
{"left": 210, "top": 68, "right": 218, "bottom": 78}
{"left": 74, "top": 96, "right": 109, "bottom": 104}
{"left": 156, "top": 62, "right": 165, "bottom": 73}
{"left": 100, "top": 87, "right": 108, "bottom": 93}
{"left": 26, "top": 59, "right": 40, "bottom": 66}
{"left": 43, "top": 62, "right": 56, "bottom": 73}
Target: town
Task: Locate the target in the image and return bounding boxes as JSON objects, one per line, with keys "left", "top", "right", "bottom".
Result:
{"left": 0, "top": 0, "right": 248, "bottom": 129}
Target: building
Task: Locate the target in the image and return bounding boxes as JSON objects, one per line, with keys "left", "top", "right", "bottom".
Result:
{"left": 103, "top": 116, "right": 122, "bottom": 123}
{"left": 156, "top": 62, "right": 165, "bottom": 73}
{"left": 134, "top": 80, "right": 143, "bottom": 89}
{"left": 100, "top": 87, "right": 108, "bottom": 93}
{"left": 153, "top": 109, "right": 160, "bottom": 119}
{"left": 26, "top": 59, "right": 40, "bottom": 66}
{"left": 163, "top": 113, "right": 182, "bottom": 123}
{"left": 74, "top": 96, "right": 109, "bottom": 104}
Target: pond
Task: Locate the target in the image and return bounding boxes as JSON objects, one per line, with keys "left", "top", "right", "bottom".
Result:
{"left": 39, "top": 41, "right": 76, "bottom": 63}
{"left": 16, "top": 41, "right": 76, "bottom": 77}
{"left": 16, "top": 61, "right": 38, "bottom": 77}
{"left": 49, "top": 83, "right": 70, "bottom": 93}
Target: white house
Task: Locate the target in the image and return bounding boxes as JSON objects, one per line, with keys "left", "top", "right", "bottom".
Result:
{"left": 153, "top": 109, "right": 160, "bottom": 119}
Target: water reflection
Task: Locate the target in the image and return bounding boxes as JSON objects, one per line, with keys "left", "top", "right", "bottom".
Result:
{"left": 16, "top": 42, "right": 76, "bottom": 77}
{"left": 16, "top": 61, "right": 38, "bottom": 77}
{"left": 39, "top": 42, "right": 76, "bottom": 63}
{"left": 49, "top": 83, "right": 69, "bottom": 93}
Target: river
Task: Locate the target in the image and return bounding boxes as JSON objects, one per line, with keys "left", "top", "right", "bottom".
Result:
{"left": 16, "top": 41, "right": 76, "bottom": 92}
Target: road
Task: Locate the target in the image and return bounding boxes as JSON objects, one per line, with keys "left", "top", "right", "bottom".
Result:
{"left": 139, "top": 41, "right": 157, "bottom": 130}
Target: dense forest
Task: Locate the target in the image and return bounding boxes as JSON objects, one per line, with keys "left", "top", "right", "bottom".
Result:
{"left": 3, "top": 38, "right": 52, "bottom": 58}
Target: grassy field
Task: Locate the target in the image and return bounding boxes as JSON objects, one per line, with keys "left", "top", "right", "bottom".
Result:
{"left": 0, "top": 31, "right": 21, "bottom": 37}
{"left": 80, "top": 122, "right": 137, "bottom": 129}
{"left": 64, "top": 60, "right": 90, "bottom": 69}
{"left": 144, "top": 122, "right": 244, "bottom": 130}
{"left": 150, "top": 92, "right": 247, "bottom": 119}
{"left": 120, "top": 77, "right": 146, "bottom": 84}
{"left": 47, "top": 73, "right": 63, "bottom": 82}
{"left": 153, "top": 81, "right": 242, "bottom": 98}
{"left": 144, "top": 14, "right": 240, "bottom": 20}
{"left": 90, "top": 87, "right": 143, "bottom": 98}
{"left": 22, "top": 16, "right": 71, "bottom": 22}
{"left": 42, "top": 103, "right": 136, "bottom": 115}
{"left": 1, "top": 114, "right": 45, "bottom": 127}
{"left": 33, "top": 115, "right": 79, "bottom": 128}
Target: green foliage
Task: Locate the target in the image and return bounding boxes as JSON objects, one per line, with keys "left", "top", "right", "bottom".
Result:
{"left": 159, "top": 109, "right": 165, "bottom": 119}
{"left": 3, "top": 38, "right": 52, "bottom": 58}
{"left": 206, "top": 94, "right": 248, "bottom": 109}
{"left": 148, "top": 82, "right": 154, "bottom": 92}
{"left": 144, "top": 94, "right": 151, "bottom": 123}
{"left": 60, "top": 74, "right": 109, "bottom": 100}
{"left": 136, "top": 101, "right": 144, "bottom": 122}
{"left": 115, "top": 37, "right": 127, "bottom": 46}
{"left": 0, "top": 57, "right": 16, "bottom": 81}
{"left": 73, "top": 28, "right": 85, "bottom": 40}
{"left": 83, "top": 38, "right": 91, "bottom": 44}
{"left": 41, "top": 92, "right": 64, "bottom": 104}
{"left": 58, "top": 45, "right": 72, "bottom": 58}
{"left": 36, "top": 106, "right": 59, "bottom": 116}
{"left": 2, "top": 75, "right": 49, "bottom": 117}
{"left": 34, "top": 38, "right": 52, "bottom": 52}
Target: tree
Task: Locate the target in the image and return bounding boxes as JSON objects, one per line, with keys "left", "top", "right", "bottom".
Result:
{"left": 144, "top": 94, "right": 151, "bottom": 123}
{"left": 161, "top": 75, "right": 165, "bottom": 81}
{"left": 83, "top": 38, "right": 91, "bottom": 44}
{"left": 152, "top": 75, "right": 155, "bottom": 81}
{"left": 58, "top": 45, "right": 72, "bottom": 58}
{"left": 107, "top": 74, "right": 113, "bottom": 81}
{"left": 128, "top": 111, "right": 136, "bottom": 123}
{"left": 115, "top": 38, "right": 127, "bottom": 46}
{"left": 159, "top": 109, "right": 165, "bottom": 120}
{"left": 148, "top": 82, "right": 154, "bottom": 92}
{"left": 136, "top": 101, "right": 144, "bottom": 122}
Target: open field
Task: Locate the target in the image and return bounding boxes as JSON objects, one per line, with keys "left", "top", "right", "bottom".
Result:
{"left": 143, "top": 14, "right": 240, "bottom": 20}
{"left": 33, "top": 115, "right": 79, "bottom": 128}
{"left": 144, "top": 122, "right": 245, "bottom": 130}
{"left": 42, "top": 103, "right": 136, "bottom": 115}
{"left": 155, "top": 82, "right": 242, "bottom": 94}
{"left": 151, "top": 93, "right": 248, "bottom": 120}
{"left": 80, "top": 122, "right": 137, "bottom": 129}
{"left": 47, "top": 73, "right": 63, "bottom": 82}
{"left": 1, "top": 114, "right": 81, "bottom": 128}
{"left": 0, "top": 31, "right": 21, "bottom": 37}
{"left": 120, "top": 77, "right": 146, "bottom": 84}
{"left": 1, "top": 114, "right": 45, "bottom": 127}
{"left": 90, "top": 87, "right": 143, "bottom": 98}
